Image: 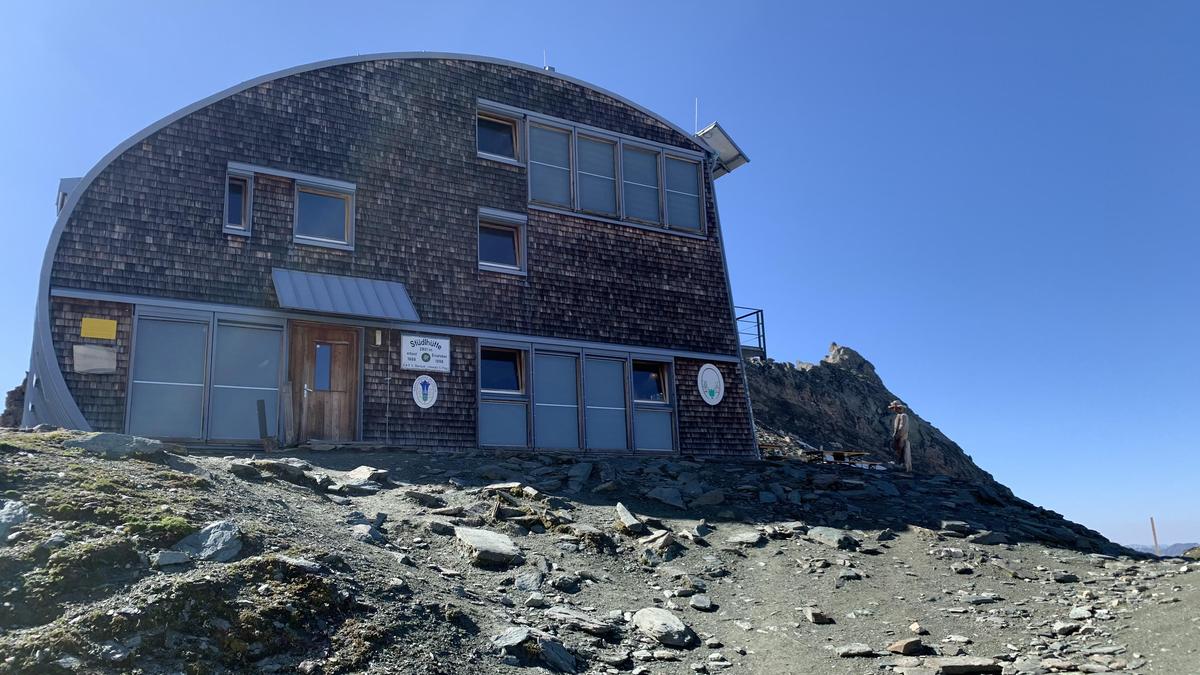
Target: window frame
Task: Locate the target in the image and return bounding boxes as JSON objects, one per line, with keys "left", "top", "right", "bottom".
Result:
{"left": 223, "top": 170, "right": 253, "bottom": 236}
{"left": 293, "top": 183, "right": 355, "bottom": 251}
{"left": 631, "top": 359, "right": 671, "bottom": 404}
{"left": 663, "top": 155, "right": 704, "bottom": 232}
{"left": 477, "top": 110, "right": 523, "bottom": 165}
{"left": 478, "top": 342, "right": 531, "bottom": 448}
{"left": 477, "top": 207, "right": 528, "bottom": 275}
{"left": 476, "top": 99, "right": 708, "bottom": 238}
{"left": 527, "top": 121, "right": 575, "bottom": 209}
{"left": 576, "top": 134, "right": 619, "bottom": 218}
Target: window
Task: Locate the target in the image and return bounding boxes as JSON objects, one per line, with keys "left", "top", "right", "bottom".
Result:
{"left": 478, "top": 113, "right": 519, "bottom": 161}
{"left": 632, "top": 361, "right": 668, "bottom": 402}
{"left": 128, "top": 318, "right": 209, "bottom": 440}
{"left": 584, "top": 357, "right": 627, "bottom": 450}
{"left": 478, "top": 207, "right": 527, "bottom": 274}
{"left": 534, "top": 352, "right": 580, "bottom": 449}
{"left": 224, "top": 171, "right": 253, "bottom": 235}
{"left": 578, "top": 136, "right": 617, "bottom": 216}
{"left": 314, "top": 343, "right": 332, "bottom": 391}
{"left": 665, "top": 157, "right": 702, "bottom": 231}
{"left": 481, "top": 348, "right": 524, "bottom": 393}
{"left": 622, "top": 146, "right": 661, "bottom": 223}
{"left": 529, "top": 124, "right": 571, "bottom": 207}
{"left": 480, "top": 347, "right": 528, "bottom": 446}
{"left": 295, "top": 186, "right": 353, "bottom": 248}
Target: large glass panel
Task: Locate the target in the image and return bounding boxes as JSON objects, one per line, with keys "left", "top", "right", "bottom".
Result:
{"left": 226, "top": 177, "right": 246, "bottom": 228}
{"left": 481, "top": 348, "right": 523, "bottom": 392}
{"left": 585, "top": 357, "right": 627, "bottom": 450}
{"left": 477, "top": 115, "right": 517, "bottom": 158}
{"left": 479, "top": 224, "right": 519, "bottom": 268}
{"left": 480, "top": 401, "right": 528, "bottom": 446}
{"left": 209, "top": 324, "right": 281, "bottom": 440}
{"left": 577, "top": 137, "right": 616, "bottom": 215}
{"left": 128, "top": 318, "right": 208, "bottom": 440}
{"left": 296, "top": 189, "right": 349, "bottom": 242}
{"left": 534, "top": 353, "right": 579, "bottom": 449}
{"left": 634, "top": 409, "right": 674, "bottom": 451}
{"left": 665, "top": 157, "right": 702, "bottom": 230}
{"left": 622, "top": 146, "right": 660, "bottom": 222}
{"left": 529, "top": 125, "right": 571, "bottom": 206}
{"left": 632, "top": 361, "right": 668, "bottom": 402}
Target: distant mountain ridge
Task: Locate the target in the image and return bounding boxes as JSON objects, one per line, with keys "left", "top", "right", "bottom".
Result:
{"left": 1125, "top": 542, "right": 1198, "bottom": 557}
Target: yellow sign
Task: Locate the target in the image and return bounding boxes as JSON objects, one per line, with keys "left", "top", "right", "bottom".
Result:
{"left": 80, "top": 317, "right": 117, "bottom": 340}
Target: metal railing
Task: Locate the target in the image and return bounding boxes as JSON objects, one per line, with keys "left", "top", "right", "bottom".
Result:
{"left": 734, "top": 306, "right": 766, "bottom": 359}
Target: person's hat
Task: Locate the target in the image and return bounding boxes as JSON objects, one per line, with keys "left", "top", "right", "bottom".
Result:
{"left": 888, "top": 400, "right": 906, "bottom": 411}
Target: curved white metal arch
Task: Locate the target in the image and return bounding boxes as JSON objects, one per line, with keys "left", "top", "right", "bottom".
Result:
{"left": 24, "top": 52, "right": 714, "bottom": 429}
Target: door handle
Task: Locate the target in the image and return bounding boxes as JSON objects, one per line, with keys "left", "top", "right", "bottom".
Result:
{"left": 303, "top": 384, "right": 313, "bottom": 397}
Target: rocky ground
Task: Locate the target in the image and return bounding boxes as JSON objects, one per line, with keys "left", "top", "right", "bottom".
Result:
{"left": 1, "top": 430, "right": 1197, "bottom": 675}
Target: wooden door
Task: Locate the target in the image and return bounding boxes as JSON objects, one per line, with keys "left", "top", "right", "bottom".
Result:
{"left": 289, "top": 323, "right": 359, "bottom": 442}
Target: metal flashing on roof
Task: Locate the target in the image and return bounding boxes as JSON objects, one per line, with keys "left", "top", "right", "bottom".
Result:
{"left": 271, "top": 268, "right": 420, "bottom": 322}
{"left": 56, "top": 177, "right": 82, "bottom": 213}
{"left": 696, "top": 122, "right": 749, "bottom": 178}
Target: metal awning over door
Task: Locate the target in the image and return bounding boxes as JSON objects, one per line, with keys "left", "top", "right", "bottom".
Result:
{"left": 271, "top": 268, "right": 420, "bottom": 322}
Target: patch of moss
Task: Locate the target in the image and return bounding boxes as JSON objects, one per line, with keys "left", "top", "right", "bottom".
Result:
{"left": 124, "top": 514, "right": 197, "bottom": 547}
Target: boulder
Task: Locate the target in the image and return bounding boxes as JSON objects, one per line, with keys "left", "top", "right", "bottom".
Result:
{"left": 646, "top": 486, "right": 685, "bottom": 509}
{"left": 632, "top": 607, "right": 696, "bottom": 647}
{"left": 967, "top": 530, "right": 1010, "bottom": 546}
{"left": 64, "top": 432, "right": 173, "bottom": 460}
{"left": 456, "top": 527, "right": 522, "bottom": 567}
{"left": 614, "top": 502, "right": 647, "bottom": 535}
{"left": 172, "top": 520, "right": 242, "bottom": 562}
{"left": 345, "top": 466, "right": 389, "bottom": 485}
{"left": 887, "top": 637, "right": 924, "bottom": 655}
{"left": 689, "top": 489, "right": 725, "bottom": 507}
{"left": 150, "top": 550, "right": 192, "bottom": 568}
{"left": 726, "top": 531, "right": 766, "bottom": 547}
{"left": 0, "top": 500, "right": 30, "bottom": 542}
{"left": 491, "top": 627, "right": 576, "bottom": 673}
{"left": 545, "top": 605, "right": 617, "bottom": 637}
{"left": 688, "top": 595, "right": 715, "bottom": 611}
{"left": 807, "top": 526, "right": 860, "bottom": 551}
{"left": 351, "top": 524, "right": 385, "bottom": 545}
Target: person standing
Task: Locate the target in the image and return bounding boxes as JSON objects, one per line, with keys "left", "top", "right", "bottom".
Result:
{"left": 889, "top": 400, "right": 912, "bottom": 473}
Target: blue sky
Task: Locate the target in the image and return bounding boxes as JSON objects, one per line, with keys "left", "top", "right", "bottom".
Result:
{"left": 1, "top": 1, "right": 1196, "bottom": 546}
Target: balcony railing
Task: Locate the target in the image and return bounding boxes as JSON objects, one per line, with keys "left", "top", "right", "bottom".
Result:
{"left": 734, "top": 306, "right": 766, "bottom": 359}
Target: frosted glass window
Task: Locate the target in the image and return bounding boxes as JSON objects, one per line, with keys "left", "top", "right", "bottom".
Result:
{"left": 481, "top": 401, "right": 528, "bottom": 446}
{"left": 578, "top": 137, "right": 617, "bottom": 215}
{"left": 622, "top": 146, "right": 660, "bottom": 222}
{"left": 665, "top": 157, "right": 702, "bottom": 230}
{"left": 534, "top": 353, "right": 579, "bottom": 449}
{"left": 128, "top": 318, "right": 208, "bottom": 440}
{"left": 635, "top": 409, "right": 674, "bottom": 451}
{"left": 585, "top": 357, "right": 627, "bottom": 450}
{"left": 209, "top": 323, "right": 281, "bottom": 440}
{"left": 530, "top": 125, "right": 571, "bottom": 206}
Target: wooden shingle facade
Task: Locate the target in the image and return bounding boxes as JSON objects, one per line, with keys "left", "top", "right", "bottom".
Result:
{"left": 25, "top": 53, "right": 757, "bottom": 458}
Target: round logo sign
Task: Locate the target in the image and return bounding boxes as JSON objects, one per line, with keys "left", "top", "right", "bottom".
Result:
{"left": 412, "top": 375, "right": 438, "bottom": 409}
{"left": 697, "top": 363, "right": 724, "bottom": 406}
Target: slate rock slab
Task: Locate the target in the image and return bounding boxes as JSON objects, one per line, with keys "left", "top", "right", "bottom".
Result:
{"left": 646, "top": 487, "right": 685, "bottom": 509}
{"left": 807, "top": 526, "right": 860, "bottom": 551}
{"left": 927, "top": 656, "right": 1001, "bottom": 674}
{"left": 150, "top": 550, "right": 191, "bottom": 568}
{"left": 456, "top": 527, "right": 522, "bottom": 567}
{"left": 492, "top": 627, "right": 576, "bottom": 673}
{"left": 614, "top": 502, "right": 647, "bottom": 535}
{"left": 64, "top": 433, "right": 173, "bottom": 460}
{"left": 837, "top": 642, "right": 875, "bottom": 657}
{"left": 632, "top": 607, "right": 696, "bottom": 647}
{"left": 173, "top": 520, "right": 242, "bottom": 562}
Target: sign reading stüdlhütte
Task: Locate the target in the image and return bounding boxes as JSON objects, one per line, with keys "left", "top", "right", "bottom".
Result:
{"left": 400, "top": 335, "right": 450, "bottom": 372}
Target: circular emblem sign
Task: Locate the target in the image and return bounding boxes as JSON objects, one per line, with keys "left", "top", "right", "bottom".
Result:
{"left": 697, "top": 363, "right": 725, "bottom": 406}
{"left": 412, "top": 375, "right": 438, "bottom": 409}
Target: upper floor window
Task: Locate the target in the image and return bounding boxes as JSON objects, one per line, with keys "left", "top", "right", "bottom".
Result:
{"left": 295, "top": 185, "right": 353, "bottom": 249}
{"left": 622, "top": 146, "right": 661, "bottom": 224}
{"left": 578, "top": 136, "right": 617, "bottom": 216}
{"left": 632, "top": 360, "right": 669, "bottom": 403}
{"left": 224, "top": 169, "right": 253, "bottom": 235}
{"left": 481, "top": 347, "right": 525, "bottom": 393}
{"left": 665, "top": 157, "right": 702, "bottom": 231}
{"left": 478, "top": 207, "right": 527, "bottom": 275}
{"left": 529, "top": 124, "right": 571, "bottom": 207}
{"left": 476, "top": 100, "right": 707, "bottom": 236}
{"left": 478, "top": 113, "right": 520, "bottom": 162}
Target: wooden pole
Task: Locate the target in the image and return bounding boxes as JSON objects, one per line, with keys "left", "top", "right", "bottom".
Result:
{"left": 1150, "top": 516, "right": 1160, "bottom": 557}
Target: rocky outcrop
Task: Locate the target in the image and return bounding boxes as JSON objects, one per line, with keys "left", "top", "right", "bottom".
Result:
{"left": 746, "top": 343, "right": 1003, "bottom": 489}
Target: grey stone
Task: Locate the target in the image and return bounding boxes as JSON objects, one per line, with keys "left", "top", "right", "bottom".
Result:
{"left": 689, "top": 489, "right": 725, "bottom": 507}
{"left": 1052, "top": 620, "right": 1081, "bottom": 636}
{"left": 172, "top": 520, "right": 242, "bottom": 562}
{"left": 804, "top": 607, "right": 834, "bottom": 624}
{"left": 228, "top": 462, "right": 263, "bottom": 480}
{"left": 64, "top": 432, "right": 171, "bottom": 460}
{"left": 646, "top": 486, "right": 685, "bottom": 509}
{"left": 351, "top": 523, "right": 385, "bottom": 545}
{"left": 967, "top": 530, "right": 1010, "bottom": 545}
{"left": 726, "top": 530, "right": 766, "bottom": 547}
{"left": 887, "top": 637, "right": 924, "bottom": 655}
{"left": 689, "top": 594, "right": 714, "bottom": 611}
{"left": 837, "top": 643, "right": 875, "bottom": 657}
{"left": 807, "top": 526, "right": 860, "bottom": 551}
{"left": 1068, "top": 606, "right": 1093, "bottom": 620}
{"left": 404, "top": 490, "right": 446, "bottom": 508}
{"left": 0, "top": 500, "right": 30, "bottom": 543}
{"left": 524, "top": 592, "right": 548, "bottom": 608}
{"left": 151, "top": 550, "right": 192, "bottom": 568}
{"left": 344, "top": 465, "right": 389, "bottom": 485}
{"left": 632, "top": 607, "right": 696, "bottom": 647}
{"left": 926, "top": 656, "right": 1001, "bottom": 674}
{"left": 545, "top": 605, "right": 617, "bottom": 636}
{"left": 277, "top": 556, "right": 322, "bottom": 573}
{"left": 1053, "top": 572, "right": 1080, "bottom": 583}
{"left": 615, "top": 502, "right": 647, "bottom": 535}
{"left": 941, "top": 520, "right": 976, "bottom": 534}
{"left": 456, "top": 527, "right": 522, "bottom": 567}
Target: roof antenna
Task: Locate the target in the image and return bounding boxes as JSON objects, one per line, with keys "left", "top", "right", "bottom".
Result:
{"left": 694, "top": 97, "right": 699, "bottom": 134}
{"left": 543, "top": 49, "right": 547, "bottom": 68}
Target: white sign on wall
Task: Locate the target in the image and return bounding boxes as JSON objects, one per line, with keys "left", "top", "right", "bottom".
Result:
{"left": 697, "top": 363, "right": 725, "bottom": 406}
{"left": 412, "top": 375, "right": 439, "bottom": 409}
{"left": 401, "top": 335, "right": 450, "bottom": 372}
